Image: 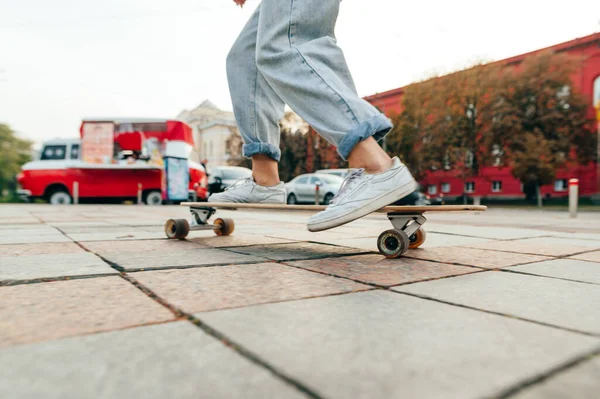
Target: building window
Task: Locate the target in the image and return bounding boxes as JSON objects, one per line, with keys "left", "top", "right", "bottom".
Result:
{"left": 464, "top": 182, "right": 475, "bottom": 193}
{"left": 441, "top": 183, "right": 451, "bottom": 193}
{"left": 594, "top": 75, "right": 600, "bottom": 109}
{"left": 554, "top": 179, "right": 568, "bottom": 192}
{"left": 209, "top": 141, "right": 213, "bottom": 156}
{"left": 427, "top": 185, "right": 437, "bottom": 195}
{"left": 203, "top": 142, "right": 208, "bottom": 158}
{"left": 492, "top": 181, "right": 502, "bottom": 192}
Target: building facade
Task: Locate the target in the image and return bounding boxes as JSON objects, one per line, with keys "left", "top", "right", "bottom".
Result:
{"left": 366, "top": 33, "right": 600, "bottom": 201}
{"left": 176, "top": 100, "right": 238, "bottom": 171}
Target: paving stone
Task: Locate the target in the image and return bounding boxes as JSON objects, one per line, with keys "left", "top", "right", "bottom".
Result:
{"left": 509, "top": 259, "right": 600, "bottom": 285}
{"left": 199, "top": 290, "right": 599, "bottom": 399}
{"left": 0, "top": 252, "right": 117, "bottom": 283}
{"left": 395, "top": 271, "right": 600, "bottom": 335}
{"left": 66, "top": 231, "right": 166, "bottom": 242}
{"left": 81, "top": 239, "right": 207, "bottom": 254}
{"left": 0, "top": 226, "right": 59, "bottom": 237}
{"left": 512, "top": 354, "right": 600, "bottom": 399}
{"left": 188, "top": 234, "right": 297, "bottom": 248}
{"left": 0, "top": 234, "right": 71, "bottom": 245}
{"left": 287, "top": 254, "right": 478, "bottom": 287}
{"left": 102, "top": 248, "right": 265, "bottom": 271}
{"left": 466, "top": 237, "right": 600, "bottom": 257}
{"left": 227, "top": 242, "right": 366, "bottom": 261}
{"left": 571, "top": 250, "right": 600, "bottom": 263}
{"left": 0, "top": 322, "right": 308, "bottom": 399}
{"left": 426, "top": 224, "right": 550, "bottom": 239}
{"left": 0, "top": 277, "right": 174, "bottom": 347}
{"left": 0, "top": 242, "right": 85, "bottom": 257}
{"left": 133, "top": 263, "right": 370, "bottom": 313}
{"left": 404, "top": 246, "right": 550, "bottom": 268}
{"left": 0, "top": 218, "right": 40, "bottom": 225}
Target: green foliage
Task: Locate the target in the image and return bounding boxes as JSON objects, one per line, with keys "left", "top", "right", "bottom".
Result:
{"left": 0, "top": 123, "right": 33, "bottom": 197}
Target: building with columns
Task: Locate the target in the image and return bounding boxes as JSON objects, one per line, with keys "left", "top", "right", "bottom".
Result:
{"left": 176, "top": 100, "right": 238, "bottom": 171}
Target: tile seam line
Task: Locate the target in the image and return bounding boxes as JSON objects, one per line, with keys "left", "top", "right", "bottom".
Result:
{"left": 496, "top": 348, "right": 600, "bottom": 398}
{"left": 118, "top": 272, "right": 324, "bottom": 399}
{"left": 391, "top": 290, "right": 600, "bottom": 338}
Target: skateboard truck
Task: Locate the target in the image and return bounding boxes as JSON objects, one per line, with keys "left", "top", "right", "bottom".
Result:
{"left": 164, "top": 206, "right": 235, "bottom": 239}
{"left": 377, "top": 212, "right": 427, "bottom": 258}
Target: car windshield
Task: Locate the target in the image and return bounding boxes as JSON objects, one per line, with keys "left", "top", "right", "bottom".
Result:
{"left": 222, "top": 168, "right": 252, "bottom": 180}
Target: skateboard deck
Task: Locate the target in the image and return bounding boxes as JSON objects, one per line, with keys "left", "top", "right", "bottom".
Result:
{"left": 165, "top": 202, "right": 487, "bottom": 259}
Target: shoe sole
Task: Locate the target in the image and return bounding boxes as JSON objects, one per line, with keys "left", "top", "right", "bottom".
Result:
{"left": 307, "top": 179, "right": 418, "bottom": 232}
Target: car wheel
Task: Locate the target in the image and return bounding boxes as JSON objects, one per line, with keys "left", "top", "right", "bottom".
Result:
{"left": 323, "top": 193, "right": 334, "bottom": 205}
{"left": 287, "top": 193, "right": 298, "bottom": 205}
{"left": 49, "top": 189, "right": 72, "bottom": 205}
{"left": 144, "top": 190, "right": 163, "bottom": 206}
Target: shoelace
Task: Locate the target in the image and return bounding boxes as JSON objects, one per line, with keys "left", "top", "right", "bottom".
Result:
{"left": 224, "top": 177, "right": 253, "bottom": 191}
{"left": 330, "top": 168, "right": 365, "bottom": 205}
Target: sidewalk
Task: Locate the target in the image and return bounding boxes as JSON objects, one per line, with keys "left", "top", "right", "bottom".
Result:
{"left": 1, "top": 204, "right": 599, "bottom": 398}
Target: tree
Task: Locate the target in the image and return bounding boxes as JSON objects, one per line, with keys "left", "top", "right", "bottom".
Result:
{"left": 0, "top": 123, "right": 33, "bottom": 198}
{"left": 491, "top": 51, "right": 596, "bottom": 206}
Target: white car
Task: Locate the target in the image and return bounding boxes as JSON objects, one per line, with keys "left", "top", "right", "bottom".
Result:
{"left": 285, "top": 173, "right": 343, "bottom": 205}
{"left": 315, "top": 168, "right": 350, "bottom": 179}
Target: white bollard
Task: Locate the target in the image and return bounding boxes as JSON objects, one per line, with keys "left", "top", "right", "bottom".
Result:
{"left": 73, "top": 182, "right": 79, "bottom": 205}
{"left": 569, "top": 178, "right": 579, "bottom": 218}
{"left": 137, "top": 183, "right": 143, "bottom": 205}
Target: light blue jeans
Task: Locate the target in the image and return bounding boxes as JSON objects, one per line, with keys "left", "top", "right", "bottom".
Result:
{"left": 226, "top": 0, "right": 392, "bottom": 162}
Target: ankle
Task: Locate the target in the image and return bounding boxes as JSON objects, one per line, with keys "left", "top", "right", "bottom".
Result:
{"left": 253, "top": 175, "right": 280, "bottom": 187}
{"left": 351, "top": 158, "right": 393, "bottom": 174}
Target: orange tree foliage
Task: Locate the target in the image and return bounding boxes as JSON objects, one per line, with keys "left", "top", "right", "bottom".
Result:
{"left": 388, "top": 52, "right": 596, "bottom": 189}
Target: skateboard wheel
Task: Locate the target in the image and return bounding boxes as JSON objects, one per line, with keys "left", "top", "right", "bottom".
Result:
{"left": 408, "top": 228, "right": 427, "bottom": 249}
{"left": 214, "top": 218, "right": 235, "bottom": 236}
{"left": 165, "top": 219, "right": 190, "bottom": 239}
{"left": 377, "top": 229, "right": 409, "bottom": 259}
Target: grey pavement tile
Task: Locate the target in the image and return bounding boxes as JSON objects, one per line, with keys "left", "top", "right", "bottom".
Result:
{"left": 0, "top": 322, "right": 309, "bottom": 399}
{"left": 466, "top": 237, "right": 600, "bottom": 257}
{"left": 265, "top": 229, "right": 361, "bottom": 242}
{"left": 188, "top": 234, "right": 297, "bottom": 248}
{"left": 0, "top": 234, "right": 71, "bottom": 245}
{"left": 0, "top": 242, "right": 85, "bottom": 257}
{"left": 404, "top": 246, "right": 550, "bottom": 268}
{"left": 571, "top": 250, "right": 600, "bottom": 263}
{"left": 66, "top": 231, "right": 166, "bottom": 242}
{"left": 81, "top": 239, "right": 207, "bottom": 255}
{"left": 287, "top": 254, "right": 478, "bottom": 287}
{"left": 425, "top": 224, "right": 551, "bottom": 239}
{"left": 0, "top": 226, "right": 58, "bottom": 236}
{"left": 226, "top": 242, "right": 366, "bottom": 261}
{"left": 0, "top": 218, "right": 40, "bottom": 225}
{"left": 395, "top": 271, "right": 600, "bottom": 335}
{"left": 0, "top": 276, "right": 174, "bottom": 347}
{"left": 511, "top": 354, "right": 600, "bottom": 399}
{"left": 0, "top": 252, "right": 117, "bottom": 283}
{"left": 199, "top": 290, "right": 600, "bottom": 399}
{"left": 509, "top": 259, "right": 600, "bottom": 285}
{"left": 133, "top": 263, "right": 370, "bottom": 313}
{"left": 102, "top": 248, "right": 266, "bottom": 271}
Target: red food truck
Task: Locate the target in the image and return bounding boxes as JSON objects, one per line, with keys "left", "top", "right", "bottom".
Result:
{"left": 17, "top": 118, "right": 208, "bottom": 205}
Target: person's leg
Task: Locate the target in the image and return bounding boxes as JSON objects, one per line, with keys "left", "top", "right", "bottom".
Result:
{"left": 255, "top": 0, "right": 393, "bottom": 167}
{"left": 254, "top": 0, "right": 417, "bottom": 229}
{"left": 226, "top": 4, "right": 285, "bottom": 187}
{"left": 209, "top": 4, "right": 286, "bottom": 203}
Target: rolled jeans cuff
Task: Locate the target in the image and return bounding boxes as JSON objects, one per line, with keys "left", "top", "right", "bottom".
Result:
{"left": 336, "top": 113, "right": 393, "bottom": 160}
{"left": 243, "top": 142, "right": 281, "bottom": 162}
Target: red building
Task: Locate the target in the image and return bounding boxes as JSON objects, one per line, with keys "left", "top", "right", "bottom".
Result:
{"left": 365, "top": 33, "right": 600, "bottom": 201}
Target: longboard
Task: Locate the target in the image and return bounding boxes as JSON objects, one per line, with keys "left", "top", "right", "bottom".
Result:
{"left": 165, "top": 202, "right": 487, "bottom": 259}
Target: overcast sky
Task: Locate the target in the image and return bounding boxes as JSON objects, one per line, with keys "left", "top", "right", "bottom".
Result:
{"left": 1, "top": 0, "right": 599, "bottom": 145}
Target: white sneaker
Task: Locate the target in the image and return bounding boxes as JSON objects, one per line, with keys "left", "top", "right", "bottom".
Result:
{"left": 307, "top": 157, "right": 417, "bottom": 232}
{"left": 208, "top": 177, "right": 286, "bottom": 204}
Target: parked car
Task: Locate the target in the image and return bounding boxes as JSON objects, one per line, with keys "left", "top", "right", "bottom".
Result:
{"left": 392, "top": 190, "right": 431, "bottom": 206}
{"left": 207, "top": 166, "right": 253, "bottom": 195}
{"left": 315, "top": 168, "right": 350, "bottom": 179}
{"left": 285, "top": 173, "right": 343, "bottom": 205}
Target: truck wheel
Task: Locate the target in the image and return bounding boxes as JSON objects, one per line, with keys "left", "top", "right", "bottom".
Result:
{"left": 49, "top": 189, "right": 72, "bottom": 205}
{"left": 144, "top": 190, "right": 163, "bottom": 206}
